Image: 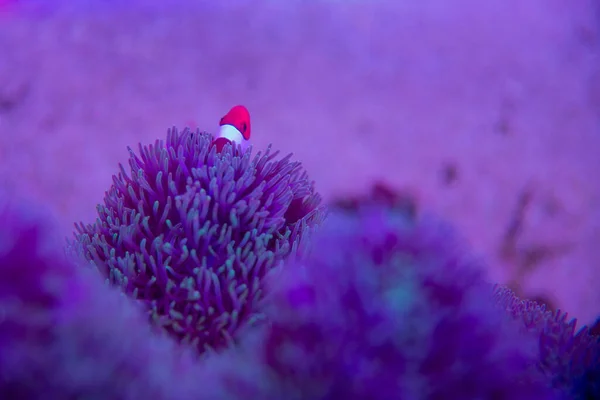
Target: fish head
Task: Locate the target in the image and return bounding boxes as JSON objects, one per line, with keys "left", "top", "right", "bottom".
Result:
{"left": 218, "top": 105, "right": 251, "bottom": 152}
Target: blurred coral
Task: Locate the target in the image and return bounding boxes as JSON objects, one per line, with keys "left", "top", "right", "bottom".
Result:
{"left": 2, "top": 140, "right": 596, "bottom": 399}
{"left": 494, "top": 286, "right": 600, "bottom": 399}
{"left": 220, "top": 204, "right": 557, "bottom": 399}
{"left": 69, "top": 128, "right": 325, "bottom": 355}
{"left": 2, "top": 189, "right": 593, "bottom": 399}
{"left": 331, "top": 180, "right": 419, "bottom": 218}
{"left": 590, "top": 317, "right": 600, "bottom": 336}
{"left": 0, "top": 196, "right": 212, "bottom": 399}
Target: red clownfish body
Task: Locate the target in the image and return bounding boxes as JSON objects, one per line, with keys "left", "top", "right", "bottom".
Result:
{"left": 213, "top": 105, "right": 251, "bottom": 153}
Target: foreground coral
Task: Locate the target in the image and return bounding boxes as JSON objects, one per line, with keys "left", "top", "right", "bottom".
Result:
{"left": 0, "top": 197, "right": 213, "bottom": 399}
{"left": 217, "top": 205, "right": 557, "bottom": 399}
{"left": 70, "top": 128, "right": 325, "bottom": 355}
{"left": 2, "top": 192, "right": 590, "bottom": 399}
{"left": 4, "top": 182, "right": 598, "bottom": 399}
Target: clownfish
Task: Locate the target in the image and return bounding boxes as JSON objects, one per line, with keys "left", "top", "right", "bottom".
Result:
{"left": 212, "top": 105, "right": 251, "bottom": 153}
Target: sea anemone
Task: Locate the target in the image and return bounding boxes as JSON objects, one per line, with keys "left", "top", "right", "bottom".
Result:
{"left": 70, "top": 128, "right": 325, "bottom": 355}
{"left": 494, "top": 286, "right": 600, "bottom": 399}
{"left": 218, "top": 204, "right": 556, "bottom": 399}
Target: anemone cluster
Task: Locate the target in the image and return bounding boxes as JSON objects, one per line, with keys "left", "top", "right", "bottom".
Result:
{"left": 71, "top": 128, "right": 324, "bottom": 354}
{"left": 0, "top": 128, "right": 597, "bottom": 399}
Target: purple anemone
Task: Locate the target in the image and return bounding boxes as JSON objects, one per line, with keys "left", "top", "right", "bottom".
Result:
{"left": 70, "top": 128, "right": 325, "bottom": 355}
{"left": 494, "top": 286, "right": 600, "bottom": 399}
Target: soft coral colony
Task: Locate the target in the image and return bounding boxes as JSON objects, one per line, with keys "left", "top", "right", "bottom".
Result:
{"left": 0, "top": 122, "right": 598, "bottom": 399}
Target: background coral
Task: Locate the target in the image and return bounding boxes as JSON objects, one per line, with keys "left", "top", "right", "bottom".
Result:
{"left": 217, "top": 204, "right": 557, "bottom": 400}
{"left": 70, "top": 128, "right": 325, "bottom": 355}
{"left": 494, "top": 286, "right": 600, "bottom": 399}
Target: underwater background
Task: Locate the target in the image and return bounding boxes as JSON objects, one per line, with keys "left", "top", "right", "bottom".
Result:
{"left": 0, "top": 1, "right": 598, "bottom": 398}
